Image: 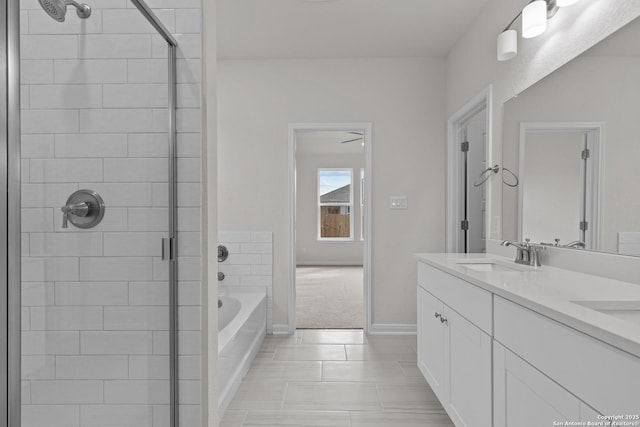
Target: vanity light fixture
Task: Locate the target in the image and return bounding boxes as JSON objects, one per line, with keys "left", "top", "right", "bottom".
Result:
{"left": 497, "top": 0, "right": 581, "bottom": 61}
{"left": 522, "top": 0, "right": 547, "bottom": 38}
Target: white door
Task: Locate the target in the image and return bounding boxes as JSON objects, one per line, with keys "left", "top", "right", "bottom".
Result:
{"left": 494, "top": 341, "right": 581, "bottom": 427}
{"left": 465, "top": 121, "right": 487, "bottom": 253}
{"left": 457, "top": 109, "right": 487, "bottom": 253}
{"left": 446, "top": 307, "right": 492, "bottom": 427}
{"left": 417, "top": 287, "right": 446, "bottom": 401}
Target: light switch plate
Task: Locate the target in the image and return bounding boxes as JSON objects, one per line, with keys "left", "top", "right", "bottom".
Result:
{"left": 390, "top": 196, "right": 408, "bottom": 209}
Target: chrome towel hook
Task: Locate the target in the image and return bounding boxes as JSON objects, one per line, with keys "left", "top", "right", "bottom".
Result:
{"left": 502, "top": 167, "right": 519, "bottom": 187}
{"left": 473, "top": 165, "right": 500, "bottom": 187}
{"left": 473, "top": 165, "right": 519, "bottom": 188}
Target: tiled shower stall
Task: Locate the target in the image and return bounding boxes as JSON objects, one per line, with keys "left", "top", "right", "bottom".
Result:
{"left": 18, "top": 0, "right": 202, "bottom": 425}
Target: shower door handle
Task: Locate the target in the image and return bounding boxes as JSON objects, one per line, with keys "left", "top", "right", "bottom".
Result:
{"left": 162, "top": 237, "right": 176, "bottom": 261}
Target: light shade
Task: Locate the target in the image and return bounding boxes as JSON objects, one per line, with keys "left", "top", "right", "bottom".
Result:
{"left": 497, "top": 30, "right": 517, "bottom": 61}
{"left": 557, "top": 0, "right": 580, "bottom": 6}
{"left": 522, "top": 0, "right": 547, "bottom": 38}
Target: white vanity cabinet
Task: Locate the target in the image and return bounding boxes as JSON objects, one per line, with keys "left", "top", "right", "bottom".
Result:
{"left": 417, "top": 256, "right": 640, "bottom": 427}
{"left": 494, "top": 297, "right": 640, "bottom": 418}
{"left": 417, "top": 263, "right": 492, "bottom": 427}
{"left": 493, "top": 341, "right": 587, "bottom": 427}
{"left": 417, "top": 287, "right": 446, "bottom": 399}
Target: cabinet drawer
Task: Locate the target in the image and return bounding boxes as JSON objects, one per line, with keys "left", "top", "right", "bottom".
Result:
{"left": 417, "top": 261, "right": 492, "bottom": 334}
{"left": 495, "top": 296, "right": 640, "bottom": 414}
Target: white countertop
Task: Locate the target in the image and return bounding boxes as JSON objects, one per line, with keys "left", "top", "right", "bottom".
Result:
{"left": 415, "top": 253, "right": 640, "bottom": 358}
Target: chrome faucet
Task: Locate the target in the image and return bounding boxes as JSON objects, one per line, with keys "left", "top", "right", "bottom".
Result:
{"left": 501, "top": 238, "right": 545, "bottom": 267}
{"left": 501, "top": 239, "right": 530, "bottom": 264}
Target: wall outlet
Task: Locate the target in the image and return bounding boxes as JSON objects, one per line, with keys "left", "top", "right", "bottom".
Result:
{"left": 390, "top": 196, "right": 408, "bottom": 209}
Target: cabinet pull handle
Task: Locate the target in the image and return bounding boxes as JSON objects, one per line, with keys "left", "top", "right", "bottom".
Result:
{"left": 440, "top": 316, "right": 448, "bottom": 324}
{"left": 434, "top": 312, "right": 441, "bottom": 319}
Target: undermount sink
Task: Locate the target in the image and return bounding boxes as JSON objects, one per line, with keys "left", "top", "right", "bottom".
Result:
{"left": 456, "top": 262, "right": 524, "bottom": 273}
{"left": 571, "top": 300, "right": 640, "bottom": 324}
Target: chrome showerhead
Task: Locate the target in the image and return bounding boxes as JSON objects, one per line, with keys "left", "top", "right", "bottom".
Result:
{"left": 38, "top": 0, "right": 91, "bottom": 22}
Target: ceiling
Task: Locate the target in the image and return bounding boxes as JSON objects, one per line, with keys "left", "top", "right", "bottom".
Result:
{"left": 217, "top": 0, "right": 491, "bottom": 59}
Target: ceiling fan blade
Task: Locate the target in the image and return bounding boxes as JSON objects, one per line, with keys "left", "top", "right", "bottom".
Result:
{"left": 340, "top": 137, "right": 364, "bottom": 144}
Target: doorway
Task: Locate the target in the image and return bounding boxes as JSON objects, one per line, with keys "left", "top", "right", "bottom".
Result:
{"left": 288, "top": 124, "right": 372, "bottom": 334}
{"left": 447, "top": 87, "right": 493, "bottom": 253}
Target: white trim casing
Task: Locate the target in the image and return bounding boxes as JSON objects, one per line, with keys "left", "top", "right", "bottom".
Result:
{"left": 446, "top": 86, "right": 493, "bottom": 253}
{"left": 288, "top": 123, "right": 373, "bottom": 335}
{"left": 517, "top": 122, "right": 603, "bottom": 250}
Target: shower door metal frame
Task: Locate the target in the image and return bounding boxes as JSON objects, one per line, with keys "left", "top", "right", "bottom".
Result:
{"left": 6, "top": 0, "right": 23, "bottom": 425}
{"left": 3, "top": 1, "right": 179, "bottom": 426}
{"left": 128, "top": 3, "right": 180, "bottom": 426}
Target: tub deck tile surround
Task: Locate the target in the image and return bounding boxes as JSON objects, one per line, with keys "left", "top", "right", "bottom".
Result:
{"left": 220, "top": 329, "right": 453, "bottom": 427}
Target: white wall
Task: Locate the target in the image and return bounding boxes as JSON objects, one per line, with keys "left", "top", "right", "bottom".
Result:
{"left": 296, "top": 152, "right": 364, "bottom": 265}
{"left": 202, "top": 0, "right": 217, "bottom": 425}
{"left": 217, "top": 57, "right": 446, "bottom": 328}
{"left": 446, "top": 0, "right": 640, "bottom": 242}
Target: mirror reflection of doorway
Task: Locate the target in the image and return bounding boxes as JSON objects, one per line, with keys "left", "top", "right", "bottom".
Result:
{"left": 294, "top": 130, "right": 365, "bottom": 329}
{"left": 518, "top": 123, "right": 602, "bottom": 250}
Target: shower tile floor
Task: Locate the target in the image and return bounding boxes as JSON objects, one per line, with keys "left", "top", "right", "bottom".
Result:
{"left": 220, "top": 329, "right": 454, "bottom": 427}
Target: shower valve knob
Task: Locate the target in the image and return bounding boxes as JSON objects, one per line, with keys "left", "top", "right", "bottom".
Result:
{"left": 61, "top": 189, "right": 105, "bottom": 229}
{"left": 61, "top": 202, "right": 89, "bottom": 228}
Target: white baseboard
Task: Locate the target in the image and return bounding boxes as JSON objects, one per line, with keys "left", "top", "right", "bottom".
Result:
{"left": 272, "top": 324, "right": 290, "bottom": 335}
{"left": 369, "top": 323, "right": 417, "bottom": 335}
{"left": 296, "top": 261, "right": 364, "bottom": 267}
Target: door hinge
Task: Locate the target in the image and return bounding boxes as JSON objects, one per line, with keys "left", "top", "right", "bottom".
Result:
{"left": 579, "top": 221, "right": 588, "bottom": 231}
{"left": 461, "top": 141, "right": 469, "bottom": 152}
{"left": 461, "top": 220, "right": 469, "bottom": 231}
{"left": 162, "top": 237, "right": 176, "bottom": 261}
{"left": 581, "top": 148, "right": 590, "bottom": 160}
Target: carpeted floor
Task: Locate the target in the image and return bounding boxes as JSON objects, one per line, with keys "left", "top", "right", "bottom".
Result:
{"left": 296, "top": 265, "right": 364, "bottom": 329}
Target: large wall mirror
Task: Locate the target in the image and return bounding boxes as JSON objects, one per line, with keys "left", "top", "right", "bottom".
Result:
{"left": 501, "top": 15, "right": 640, "bottom": 257}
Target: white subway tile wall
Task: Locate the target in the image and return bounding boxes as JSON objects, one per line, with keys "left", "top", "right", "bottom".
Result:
{"left": 219, "top": 231, "right": 274, "bottom": 334}
{"left": 20, "top": 1, "right": 202, "bottom": 426}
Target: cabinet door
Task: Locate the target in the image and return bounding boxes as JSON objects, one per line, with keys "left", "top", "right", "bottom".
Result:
{"left": 417, "top": 287, "right": 446, "bottom": 401}
{"left": 494, "top": 341, "right": 581, "bottom": 427}
{"left": 445, "top": 307, "right": 492, "bottom": 427}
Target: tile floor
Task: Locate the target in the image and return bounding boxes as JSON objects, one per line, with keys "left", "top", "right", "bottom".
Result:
{"left": 220, "top": 329, "right": 454, "bottom": 427}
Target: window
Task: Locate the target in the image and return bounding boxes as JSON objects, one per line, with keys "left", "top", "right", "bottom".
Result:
{"left": 318, "top": 168, "right": 353, "bottom": 240}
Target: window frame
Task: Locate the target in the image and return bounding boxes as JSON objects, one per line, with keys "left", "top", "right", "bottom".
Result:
{"left": 317, "top": 168, "right": 354, "bottom": 241}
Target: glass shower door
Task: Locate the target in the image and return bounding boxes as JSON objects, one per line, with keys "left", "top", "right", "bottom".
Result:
{"left": 18, "top": 1, "right": 176, "bottom": 426}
